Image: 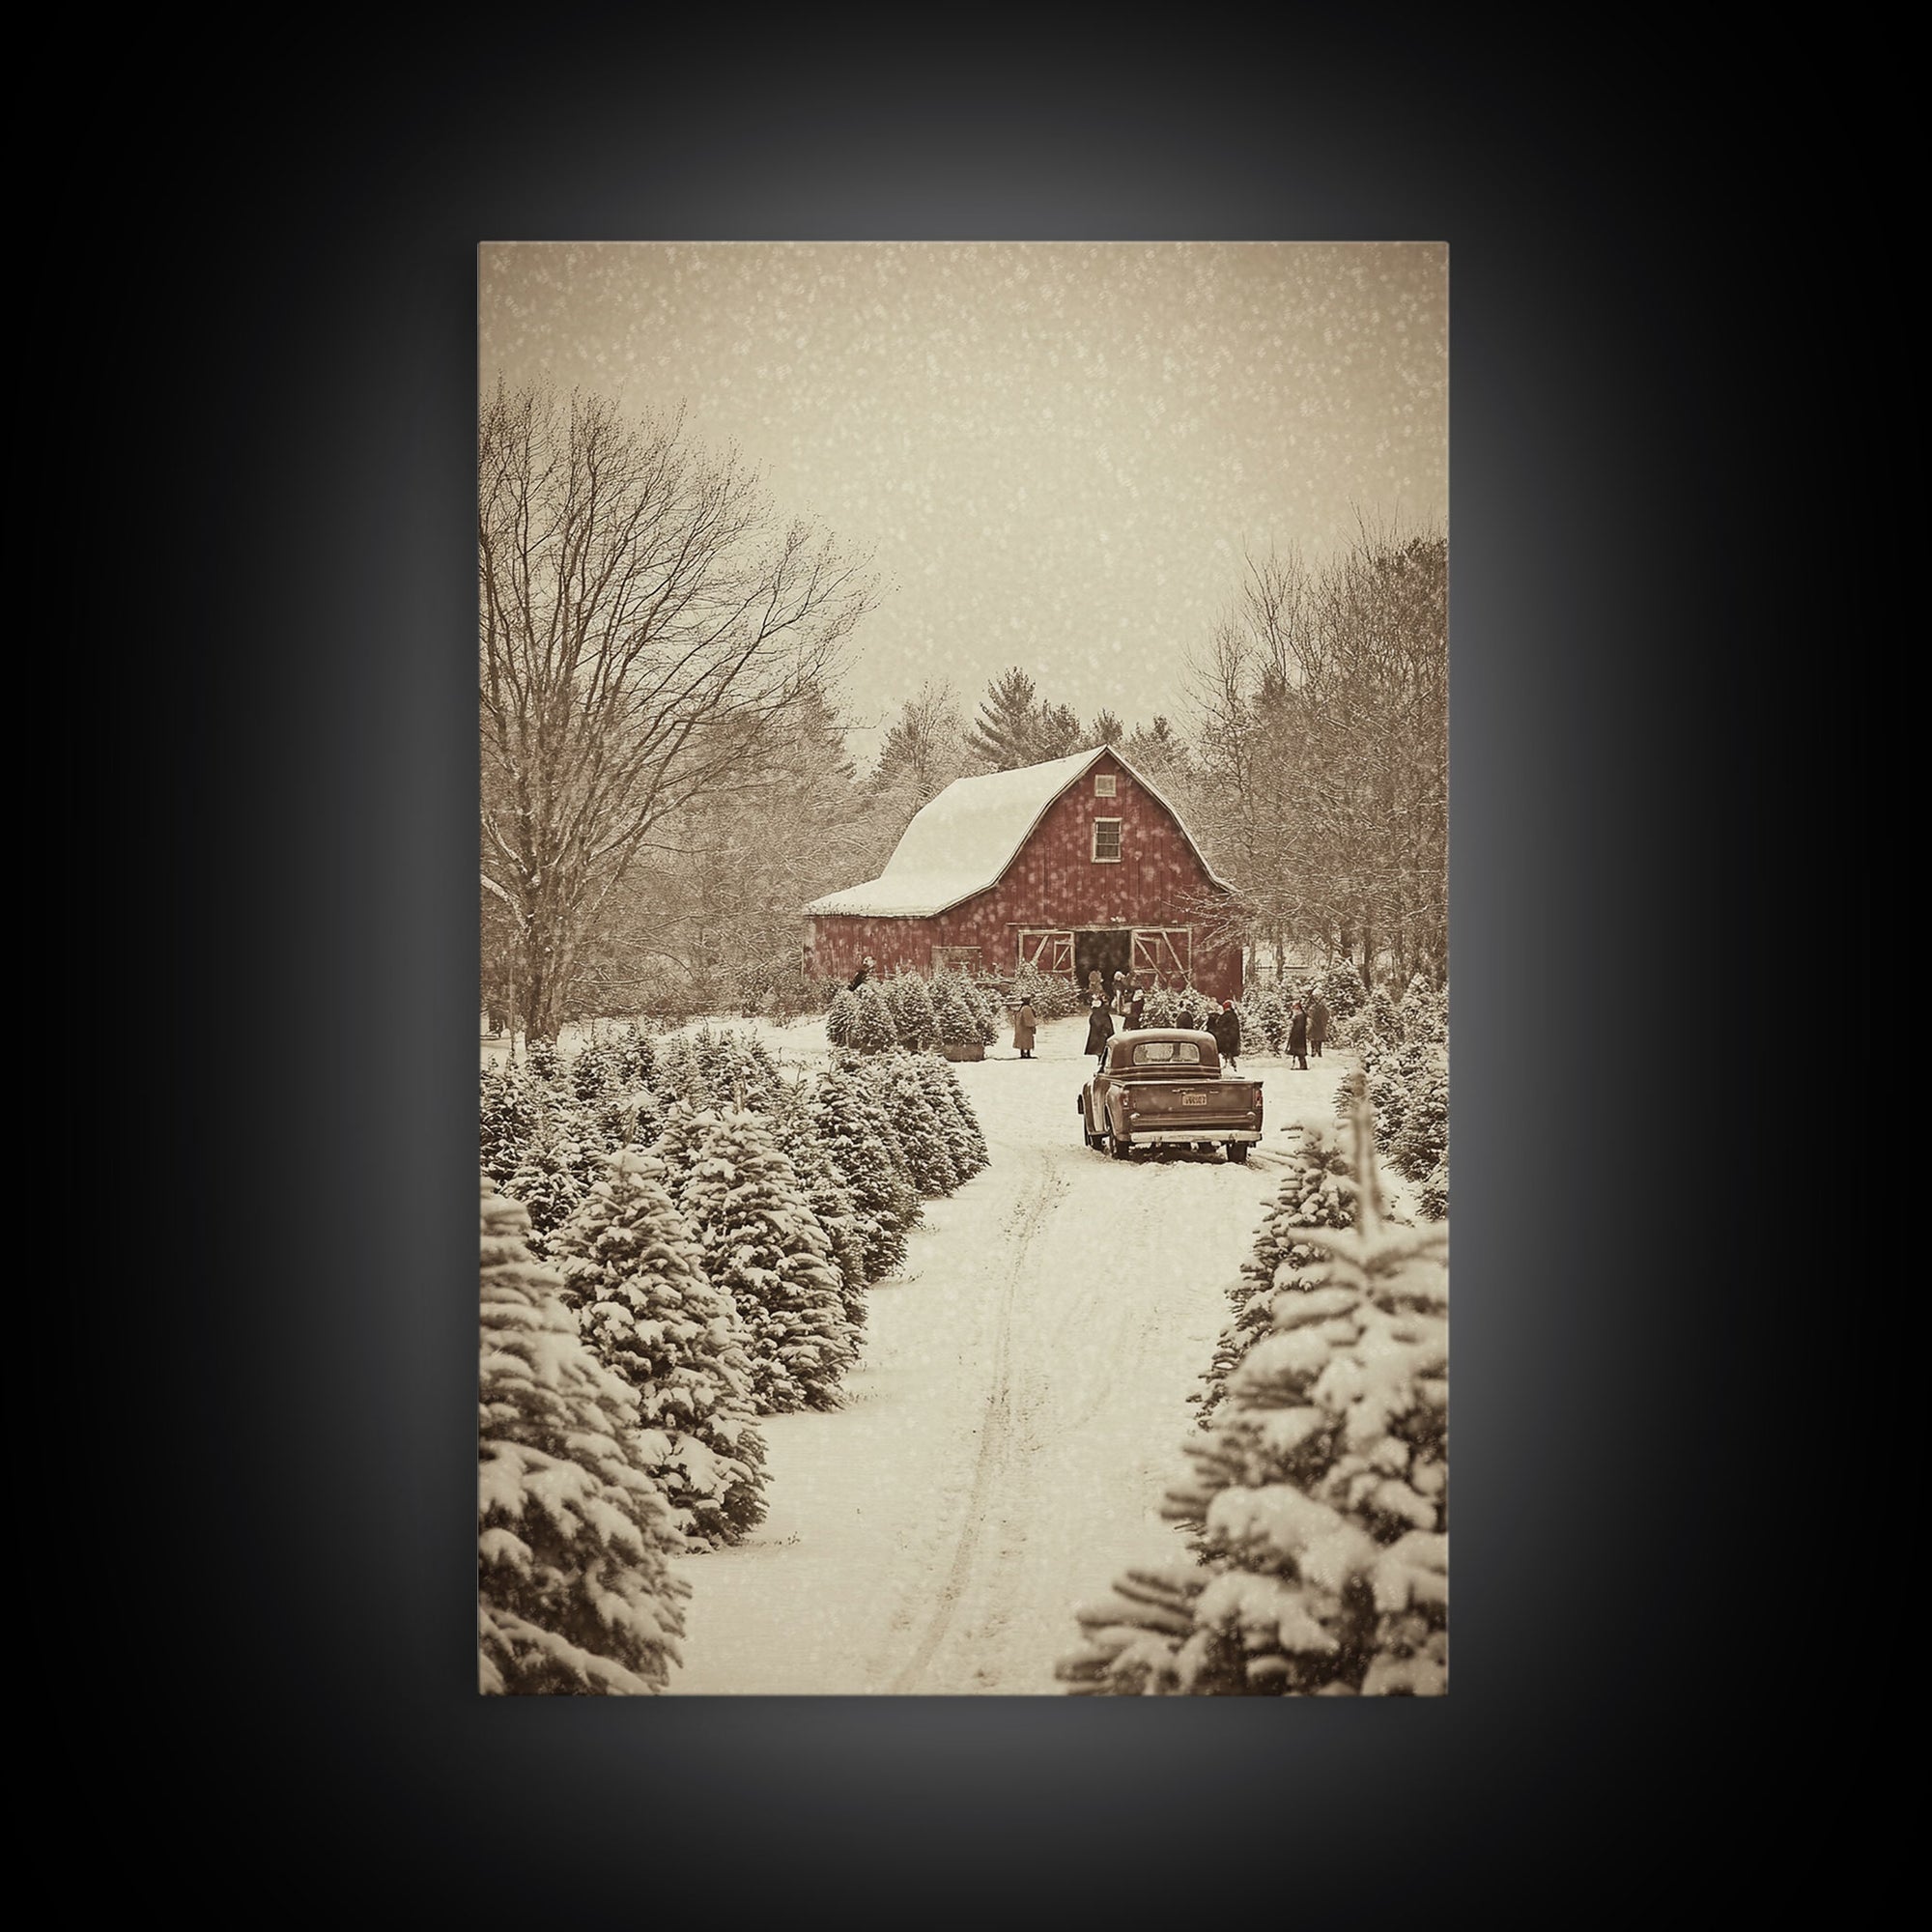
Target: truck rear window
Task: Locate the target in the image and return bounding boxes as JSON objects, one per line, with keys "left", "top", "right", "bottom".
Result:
{"left": 1128, "top": 1041, "right": 1204, "bottom": 1065}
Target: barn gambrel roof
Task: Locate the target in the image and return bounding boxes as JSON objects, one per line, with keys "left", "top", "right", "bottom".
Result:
{"left": 804, "top": 746, "right": 1235, "bottom": 918}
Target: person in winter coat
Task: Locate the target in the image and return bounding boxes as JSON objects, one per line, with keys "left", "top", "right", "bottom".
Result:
{"left": 1084, "top": 996, "right": 1116, "bottom": 1067}
{"left": 1111, "top": 968, "right": 1128, "bottom": 1012}
{"left": 848, "top": 955, "right": 875, "bottom": 992}
{"left": 1307, "top": 991, "right": 1331, "bottom": 1058}
{"left": 1013, "top": 999, "right": 1037, "bottom": 1059}
{"left": 1124, "top": 988, "right": 1147, "bottom": 1032}
{"left": 1286, "top": 1000, "right": 1309, "bottom": 1068}
{"left": 1208, "top": 998, "right": 1241, "bottom": 1071}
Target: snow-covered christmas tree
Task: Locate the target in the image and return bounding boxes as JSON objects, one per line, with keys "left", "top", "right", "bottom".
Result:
{"left": 808, "top": 1066, "right": 920, "bottom": 1285}
{"left": 668, "top": 1106, "right": 859, "bottom": 1413}
{"left": 916, "top": 1052, "right": 989, "bottom": 1180}
{"left": 1056, "top": 1106, "right": 1448, "bottom": 1697}
{"left": 765, "top": 1080, "right": 871, "bottom": 1328}
{"left": 549, "top": 1151, "right": 770, "bottom": 1550}
{"left": 863, "top": 1050, "right": 961, "bottom": 1196}
{"left": 885, "top": 972, "right": 939, "bottom": 1051}
{"left": 1194, "top": 1114, "right": 1362, "bottom": 1426}
{"left": 1390, "top": 1049, "right": 1449, "bottom": 1180}
{"left": 969, "top": 979, "right": 1003, "bottom": 1046}
{"left": 1398, "top": 974, "right": 1448, "bottom": 1045}
{"left": 1320, "top": 959, "right": 1367, "bottom": 1022}
{"left": 607, "top": 1022, "right": 657, "bottom": 1090}
{"left": 1144, "top": 984, "right": 1181, "bottom": 1028}
{"left": 849, "top": 981, "right": 898, "bottom": 1055}
{"left": 1418, "top": 1141, "right": 1448, "bottom": 1223}
{"left": 1245, "top": 985, "right": 1288, "bottom": 1056}
{"left": 569, "top": 1037, "right": 620, "bottom": 1102}
{"left": 480, "top": 1061, "right": 542, "bottom": 1187}
{"left": 825, "top": 985, "right": 859, "bottom": 1049}
{"left": 478, "top": 1178, "right": 690, "bottom": 1693}
{"left": 933, "top": 974, "right": 981, "bottom": 1049}
{"left": 503, "top": 1109, "right": 606, "bottom": 1255}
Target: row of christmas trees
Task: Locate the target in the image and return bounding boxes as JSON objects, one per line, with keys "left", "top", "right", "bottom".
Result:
{"left": 826, "top": 971, "right": 1006, "bottom": 1052}
{"left": 1055, "top": 1089, "right": 1448, "bottom": 1695}
{"left": 1334, "top": 974, "right": 1449, "bottom": 1220}
{"left": 479, "top": 1023, "right": 992, "bottom": 1693}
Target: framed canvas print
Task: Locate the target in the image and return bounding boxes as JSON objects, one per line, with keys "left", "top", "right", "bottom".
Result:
{"left": 476, "top": 242, "right": 1448, "bottom": 1696}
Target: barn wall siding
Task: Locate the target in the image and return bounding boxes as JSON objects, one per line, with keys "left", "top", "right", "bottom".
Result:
{"left": 805, "top": 753, "right": 1242, "bottom": 999}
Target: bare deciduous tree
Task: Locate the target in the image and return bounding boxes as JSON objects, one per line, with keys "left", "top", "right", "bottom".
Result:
{"left": 480, "top": 379, "right": 876, "bottom": 1037}
{"left": 1181, "top": 522, "right": 1447, "bottom": 987}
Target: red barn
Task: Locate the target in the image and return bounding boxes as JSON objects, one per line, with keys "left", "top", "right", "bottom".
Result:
{"left": 803, "top": 746, "right": 1243, "bottom": 1000}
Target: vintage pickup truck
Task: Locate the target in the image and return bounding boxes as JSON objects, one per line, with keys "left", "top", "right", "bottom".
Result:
{"left": 1078, "top": 1029, "right": 1264, "bottom": 1162}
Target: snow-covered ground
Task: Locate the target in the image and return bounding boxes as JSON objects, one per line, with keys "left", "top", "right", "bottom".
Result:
{"left": 598, "top": 1010, "right": 1375, "bottom": 1696}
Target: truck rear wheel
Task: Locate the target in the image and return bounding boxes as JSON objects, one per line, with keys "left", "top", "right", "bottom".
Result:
{"left": 1110, "top": 1133, "right": 1131, "bottom": 1160}
{"left": 1227, "top": 1142, "right": 1249, "bottom": 1163}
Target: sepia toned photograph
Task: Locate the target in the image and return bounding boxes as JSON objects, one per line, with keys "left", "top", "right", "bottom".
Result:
{"left": 477, "top": 242, "right": 1449, "bottom": 1696}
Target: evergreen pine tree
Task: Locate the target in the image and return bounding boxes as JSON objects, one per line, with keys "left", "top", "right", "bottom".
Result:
{"left": 481, "top": 1061, "right": 543, "bottom": 1187}
{"left": 549, "top": 1151, "right": 770, "bottom": 1549}
{"left": 933, "top": 974, "right": 980, "bottom": 1047}
{"left": 966, "top": 666, "right": 1044, "bottom": 769}
{"left": 850, "top": 980, "right": 898, "bottom": 1055}
{"left": 808, "top": 1067, "right": 919, "bottom": 1283}
{"left": 478, "top": 1179, "right": 689, "bottom": 1693}
{"left": 886, "top": 972, "right": 939, "bottom": 1051}
{"left": 1390, "top": 1049, "right": 1449, "bottom": 1179}
{"left": 837, "top": 1062, "right": 926, "bottom": 1249}
{"left": 1144, "top": 985, "right": 1181, "bottom": 1028}
{"left": 1057, "top": 1113, "right": 1448, "bottom": 1697}
{"left": 524, "top": 1037, "right": 564, "bottom": 1088}
{"left": 1399, "top": 975, "right": 1448, "bottom": 1045}
{"left": 609, "top": 1023, "right": 657, "bottom": 1089}
{"left": 1194, "top": 1115, "right": 1362, "bottom": 1425}
{"left": 570, "top": 1037, "right": 620, "bottom": 1102}
{"left": 865, "top": 1050, "right": 962, "bottom": 1195}
{"left": 766, "top": 1081, "right": 871, "bottom": 1328}
{"left": 825, "top": 985, "right": 859, "bottom": 1048}
{"left": 1248, "top": 986, "right": 1288, "bottom": 1056}
{"left": 504, "top": 1109, "right": 605, "bottom": 1255}
{"left": 1368, "top": 1037, "right": 1435, "bottom": 1151}
{"left": 970, "top": 980, "right": 1002, "bottom": 1046}
{"left": 650, "top": 1031, "right": 701, "bottom": 1104}
{"left": 1351, "top": 987, "right": 1405, "bottom": 1077}
{"left": 916, "top": 1052, "right": 989, "bottom": 1180}
{"left": 1417, "top": 1141, "right": 1448, "bottom": 1223}
{"left": 671, "top": 1108, "right": 859, "bottom": 1413}
{"left": 1320, "top": 960, "right": 1367, "bottom": 1021}
{"left": 586, "top": 1084, "right": 664, "bottom": 1160}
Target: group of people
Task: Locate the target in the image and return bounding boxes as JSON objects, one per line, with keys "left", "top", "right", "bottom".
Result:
{"left": 847, "top": 954, "right": 1331, "bottom": 1073}
{"left": 1069, "top": 982, "right": 1331, "bottom": 1070}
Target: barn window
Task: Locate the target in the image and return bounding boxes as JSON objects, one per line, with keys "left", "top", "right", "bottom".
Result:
{"left": 1094, "top": 774, "right": 1116, "bottom": 798}
{"left": 1093, "top": 818, "right": 1122, "bottom": 863}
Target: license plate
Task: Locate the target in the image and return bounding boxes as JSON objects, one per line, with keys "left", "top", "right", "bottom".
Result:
{"left": 1181, "top": 1094, "right": 1207, "bottom": 1106}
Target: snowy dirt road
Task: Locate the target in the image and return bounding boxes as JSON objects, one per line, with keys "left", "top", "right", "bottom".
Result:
{"left": 666, "top": 1014, "right": 1357, "bottom": 1695}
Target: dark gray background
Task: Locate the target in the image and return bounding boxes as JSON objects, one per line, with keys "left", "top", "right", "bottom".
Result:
{"left": 99, "top": 24, "right": 1814, "bottom": 1917}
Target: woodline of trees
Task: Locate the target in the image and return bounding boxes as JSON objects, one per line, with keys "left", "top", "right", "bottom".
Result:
{"left": 481, "top": 379, "right": 1447, "bottom": 1034}
{"left": 1178, "top": 524, "right": 1448, "bottom": 989}
{"left": 479, "top": 378, "right": 876, "bottom": 1039}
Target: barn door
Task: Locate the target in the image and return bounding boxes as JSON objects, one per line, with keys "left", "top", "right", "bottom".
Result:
{"left": 1131, "top": 927, "right": 1192, "bottom": 983}
{"left": 1018, "top": 929, "right": 1073, "bottom": 975}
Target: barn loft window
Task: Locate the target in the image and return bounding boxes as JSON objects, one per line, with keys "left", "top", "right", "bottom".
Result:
{"left": 1094, "top": 774, "right": 1116, "bottom": 797}
{"left": 1093, "top": 818, "right": 1122, "bottom": 863}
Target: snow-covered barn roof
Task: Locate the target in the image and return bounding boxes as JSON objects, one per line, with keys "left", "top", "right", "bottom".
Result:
{"left": 805, "top": 746, "right": 1234, "bottom": 918}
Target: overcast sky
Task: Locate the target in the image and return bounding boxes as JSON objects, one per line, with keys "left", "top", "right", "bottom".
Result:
{"left": 479, "top": 241, "right": 1446, "bottom": 769}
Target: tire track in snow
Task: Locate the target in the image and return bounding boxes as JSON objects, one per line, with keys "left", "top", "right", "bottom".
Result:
{"left": 887, "top": 1151, "right": 1068, "bottom": 1694}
